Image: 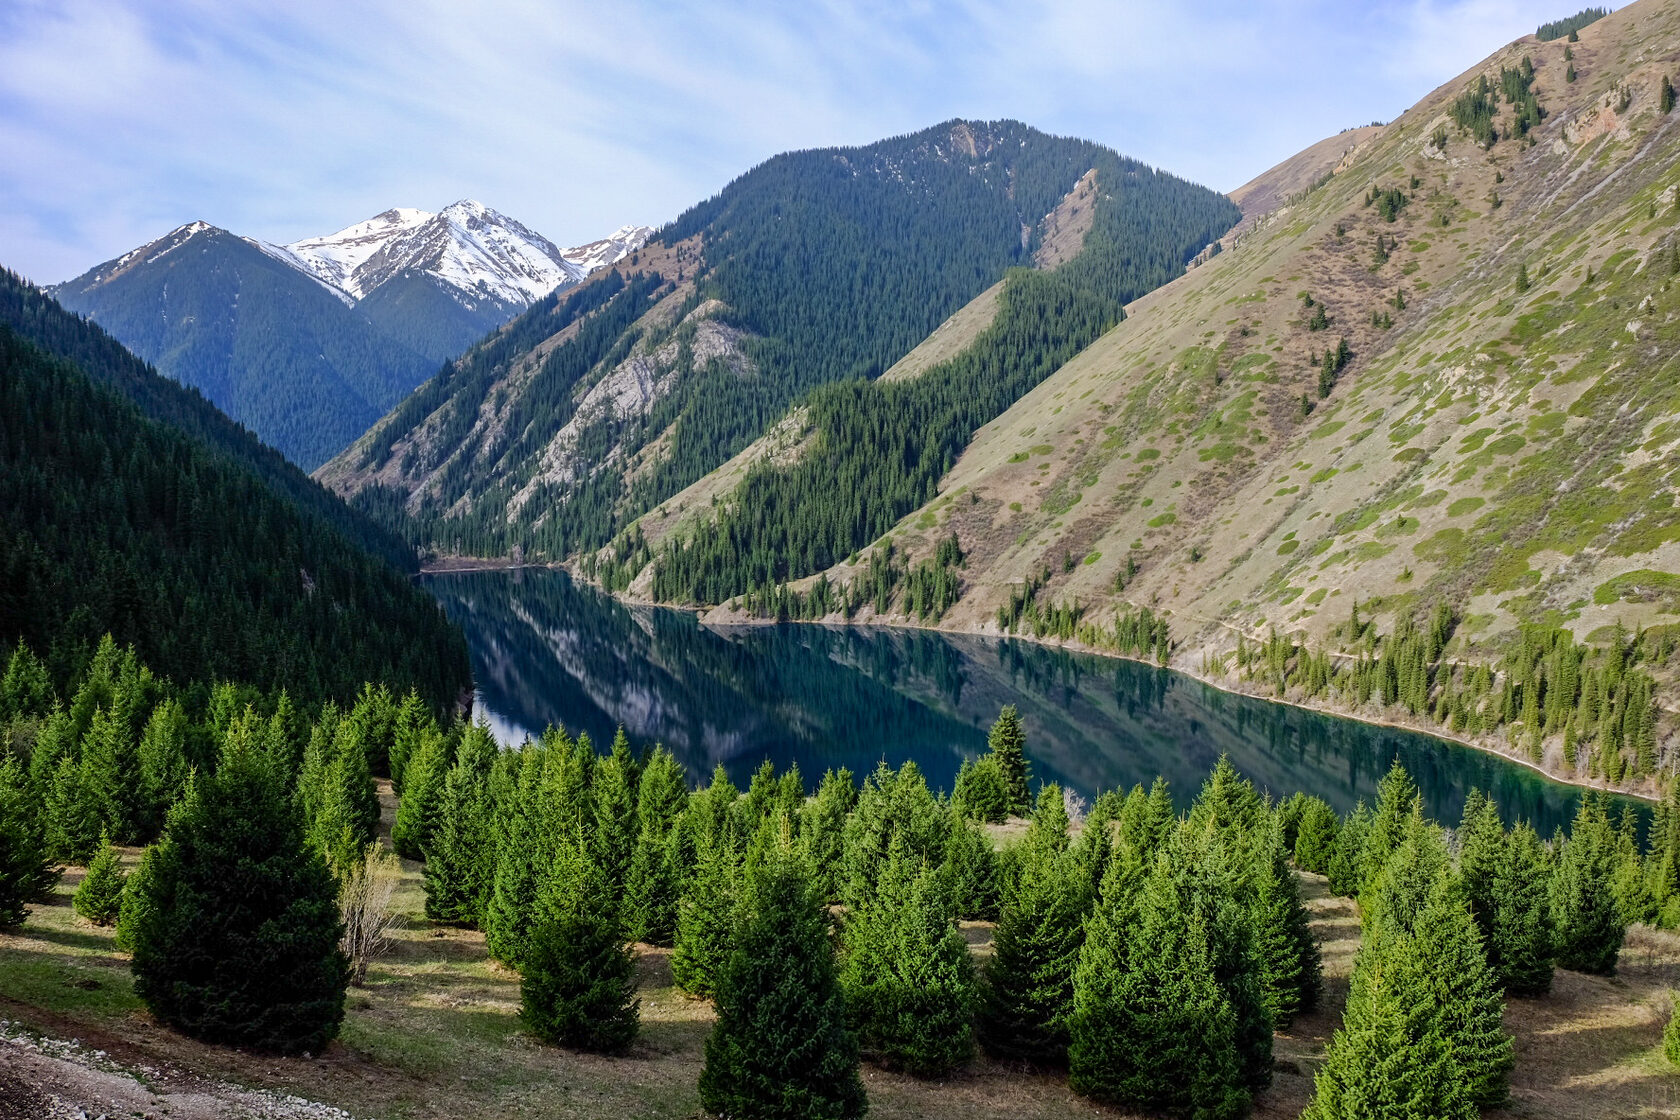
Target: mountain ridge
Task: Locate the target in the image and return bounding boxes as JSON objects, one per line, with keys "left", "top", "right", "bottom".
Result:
{"left": 320, "top": 118, "right": 1240, "bottom": 569}
{"left": 51, "top": 205, "right": 649, "bottom": 469}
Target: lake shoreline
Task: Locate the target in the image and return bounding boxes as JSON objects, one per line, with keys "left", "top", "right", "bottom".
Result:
{"left": 686, "top": 601, "right": 1662, "bottom": 806}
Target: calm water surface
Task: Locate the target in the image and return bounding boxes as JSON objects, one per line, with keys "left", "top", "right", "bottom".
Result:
{"left": 424, "top": 569, "right": 1627, "bottom": 835}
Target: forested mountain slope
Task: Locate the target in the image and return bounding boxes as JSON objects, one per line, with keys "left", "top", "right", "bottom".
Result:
{"left": 50, "top": 205, "right": 647, "bottom": 470}
{"left": 749, "top": 0, "right": 1680, "bottom": 792}
{"left": 320, "top": 120, "right": 1240, "bottom": 565}
{"left": 0, "top": 270, "right": 469, "bottom": 709}
{"left": 51, "top": 223, "right": 438, "bottom": 469}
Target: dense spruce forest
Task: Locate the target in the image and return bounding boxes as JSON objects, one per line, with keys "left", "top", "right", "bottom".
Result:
{"left": 0, "top": 272, "right": 468, "bottom": 709}
{"left": 642, "top": 136, "right": 1241, "bottom": 602}
{"left": 7, "top": 646, "right": 1677, "bottom": 1114}
{"left": 1536, "top": 7, "right": 1609, "bottom": 40}
{"left": 50, "top": 230, "right": 439, "bottom": 470}
{"left": 338, "top": 120, "right": 1240, "bottom": 571}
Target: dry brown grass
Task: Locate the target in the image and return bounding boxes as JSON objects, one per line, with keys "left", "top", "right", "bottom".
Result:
{"left": 3, "top": 787, "right": 1677, "bottom": 1118}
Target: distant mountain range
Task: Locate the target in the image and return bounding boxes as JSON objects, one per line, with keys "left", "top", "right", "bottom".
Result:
{"left": 51, "top": 203, "right": 651, "bottom": 469}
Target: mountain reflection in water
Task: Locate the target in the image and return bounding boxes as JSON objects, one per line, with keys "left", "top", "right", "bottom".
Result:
{"left": 424, "top": 568, "right": 1630, "bottom": 836}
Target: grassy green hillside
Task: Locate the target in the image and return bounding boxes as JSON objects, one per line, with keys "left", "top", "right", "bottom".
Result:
{"left": 661, "top": 0, "right": 1680, "bottom": 795}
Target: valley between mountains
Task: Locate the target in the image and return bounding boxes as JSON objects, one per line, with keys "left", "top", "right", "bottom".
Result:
{"left": 317, "top": 1, "right": 1680, "bottom": 801}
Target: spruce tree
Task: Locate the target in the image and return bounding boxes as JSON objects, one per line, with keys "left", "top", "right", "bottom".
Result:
{"left": 840, "top": 761, "right": 946, "bottom": 910}
{"left": 699, "top": 834, "right": 866, "bottom": 1120}
{"left": 1292, "top": 796, "right": 1340, "bottom": 875}
{"left": 624, "top": 747, "right": 689, "bottom": 945}
{"left": 672, "top": 821, "right": 740, "bottom": 998}
{"left": 485, "top": 742, "right": 550, "bottom": 966}
{"left": 126, "top": 738, "right": 347, "bottom": 1053}
{"left": 1666, "top": 993, "right": 1680, "bottom": 1066}
{"left": 81, "top": 704, "right": 146, "bottom": 844}
{"left": 591, "top": 734, "right": 639, "bottom": 895}
{"left": 73, "top": 834, "right": 127, "bottom": 925}
{"left": 952, "top": 755, "right": 1010, "bottom": 823}
{"left": 0, "top": 756, "right": 55, "bottom": 927}
{"left": 1326, "top": 802, "right": 1370, "bottom": 897}
{"left": 943, "top": 807, "right": 1000, "bottom": 921}
{"left": 799, "top": 767, "right": 856, "bottom": 902}
{"left": 1303, "top": 916, "right": 1473, "bottom": 1120}
{"left": 841, "top": 837, "right": 976, "bottom": 1076}
{"left": 521, "top": 841, "right": 639, "bottom": 1052}
{"left": 1466, "top": 802, "right": 1555, "bottom": 996}
{"left": 1361, "top": 761, "right": 1420, "bottom": 893}
{"left": 1251, "top": 817, "right": 1321, "bottom": 1026}
{"left": 1550, "top": 799, "right": 1625, "bottom": 974}
{"left": 979, "top": 839, "right": 1089, "bottom": 1064}
{"left": 387, "top": 688, "right": 429, "bottom": 792}
{"left": 423, "top": 723, "right": 497, "bottom": 925}
{"left": 987, "top": 705, "right": 1031, "bottom": 816}
{"left": 1068, "top": 846, "right": 1249, "bottom": 1119}
{"left": 391, "top": 728, "right": 449, "bottom": 860}
{"left": 46, "top": 754, "right": 102, "bottom": 865}
{"left": 136, "top": 699, "right": 190, "bottom": 840}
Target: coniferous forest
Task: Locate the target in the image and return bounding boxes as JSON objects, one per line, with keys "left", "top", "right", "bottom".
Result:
{"left": 8, "top": 646, "right": 1676, "bottom": 1117}
{"left": 0, "top": 273, "right": 468, "bottom": 709}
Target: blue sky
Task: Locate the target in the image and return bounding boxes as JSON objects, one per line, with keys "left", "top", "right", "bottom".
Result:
{"left": 2, "top": 0, "right": 1568, "bottom": 283}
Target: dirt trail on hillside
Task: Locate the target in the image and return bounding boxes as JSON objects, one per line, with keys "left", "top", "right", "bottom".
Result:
{"left": 1, "top": 1020, "right": 358, "bottom": 1120}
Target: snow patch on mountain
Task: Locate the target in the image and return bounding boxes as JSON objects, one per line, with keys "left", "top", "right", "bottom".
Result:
{"left": 562, "top": 224, "right": 656, "bottom": 274}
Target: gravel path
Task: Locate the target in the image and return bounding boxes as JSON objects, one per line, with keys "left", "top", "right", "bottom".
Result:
{"left": 0, "top": 1021, "right": 360, "bottom": 1120}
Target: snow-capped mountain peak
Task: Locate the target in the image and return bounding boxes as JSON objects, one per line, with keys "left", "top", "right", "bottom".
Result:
{"left": 561, "top": 224, "right": 656, "bottom": 274}
{"left": 271, "top": 199, "right": 649, "bottom": 312}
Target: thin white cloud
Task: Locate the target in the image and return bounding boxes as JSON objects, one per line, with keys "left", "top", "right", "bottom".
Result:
{"left": 0, "top": 0, "right": 1563, "bottom": 283}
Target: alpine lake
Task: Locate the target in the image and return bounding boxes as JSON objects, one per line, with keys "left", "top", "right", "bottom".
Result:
{"left": 424, "top": 568, "right": 1641, "bottom": 835}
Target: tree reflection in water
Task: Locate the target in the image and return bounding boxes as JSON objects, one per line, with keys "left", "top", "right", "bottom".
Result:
{"left": 424, "top": 569, "right": 1637, "bottom": 836}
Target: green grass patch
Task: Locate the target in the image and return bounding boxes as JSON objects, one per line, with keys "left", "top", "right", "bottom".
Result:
{"left": 1448, "top": 496, "right": 1485, "bottom": 517}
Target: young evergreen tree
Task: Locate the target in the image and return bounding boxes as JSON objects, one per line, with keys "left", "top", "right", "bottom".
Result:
{"left": 952, "top": 755, "right": 1010, "bottom": 823}
{"left": 1303, "top": 916, "right": 1473, "bottom": 1120}
{"left": 1550, "top": 799, "right": 1626, "bottom": 974}
{"left": 1325, "top": 802, "right": 1370, "bottom": 897}
{"left": 591, "top": 733, "right": 640, "bottom": 895}
{"left": 391, "top": 728, "right": 450, "bottom": 861}
{"left": 987, "top": 705, "right": 1032, "bottom": 816}
{"left": 1068, "top": 846, "right": 1249, "bottom": 1119}
{"left": 1292, "top": 796, "right": 1340, "bottom": 875}
{"left": 423, "top": 723, "right": 498, "bottom": 926}
{"left": 840, "top": 760, "right": 946, "bottom": 910}
{"left": 126, "top": 738, "right": 348, "bottom": 1053}
{"left": 1250, "top": 817, "right": 1322, "bottom": 1027}
{"left": 485, "top": 742, "right": 550, "bottom": 966}
{"left": 81, "top": 705, "right": 146, "bottom": 844}
{"left": 1360, "top": 761, "right": 1420, "bottom": 893}
{"left": 943, "top": 807, "right": 1000, "bottom": 921}
{"left": 136, "top": 699, "right": 190, "bottom": 840}
{"left": 46, "top": 754, "right": 102, "bottom": 865}
{"left": 671, "top": 821, "right": 741, "bottom": 998}
{"left": 624, "top": 747, "right": 689, "bottom": 945}
{"left": 73, "top": 833, "right": 127, "bottom": 925}
{"left": 841, "top": 836, "right": 976, "bottom": 1076}
{"left": 0, "top": 756, "right": 56, "bottom": 927}
{"left": 387, "top": 688, "right": 429, "bottom": 793}
{"left": 979, "top": 839, "right": 1090, "bottom": 1065}
{"left": 799, "top": 767, "right": 856, "bottom": 902}
{"left": 699, "top": 831, "right": 867, "bottom": 1120}
{"left": 521, "top": 841, "right": 639, "bottom": 1053}
{"left": 1666, "top": 993, "right": 1680, "bottom": 1066}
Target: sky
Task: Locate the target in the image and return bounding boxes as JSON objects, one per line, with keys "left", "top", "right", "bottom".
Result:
{"left": 1, "top": 0, "right": 1570, "bottom": 284}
